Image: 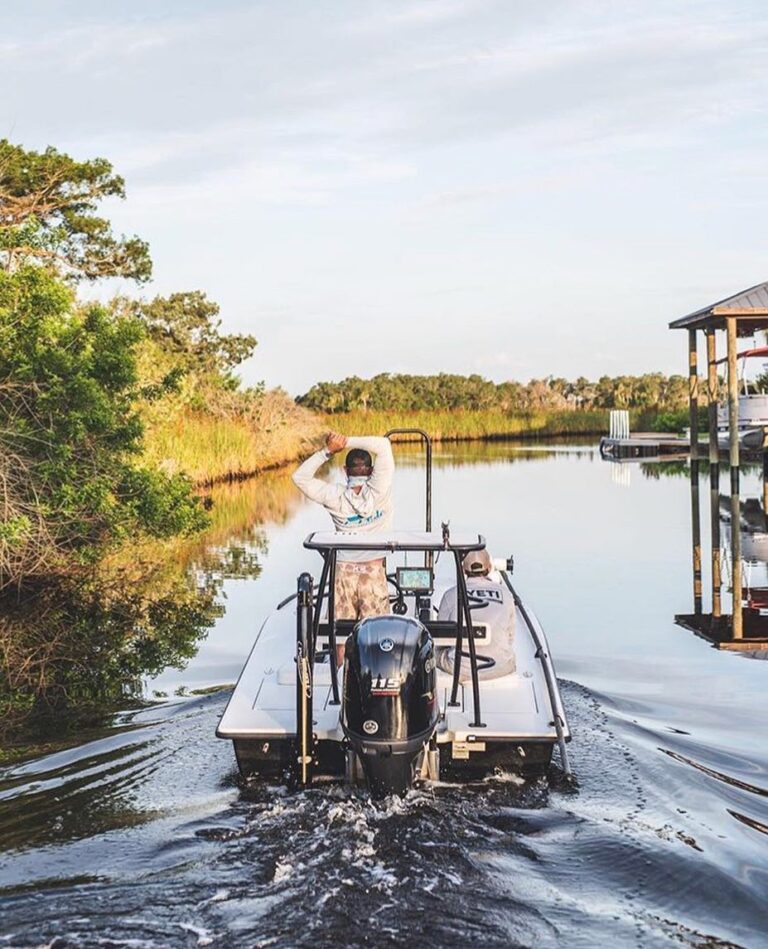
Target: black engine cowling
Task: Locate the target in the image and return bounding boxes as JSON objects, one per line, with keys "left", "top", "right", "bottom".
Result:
{"left": 343, "top": 616, "right": 438, "bottom": 798}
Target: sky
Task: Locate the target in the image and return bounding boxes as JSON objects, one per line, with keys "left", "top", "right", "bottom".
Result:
{"left": 2, "top": 0, "right": 768, "bottom": 394}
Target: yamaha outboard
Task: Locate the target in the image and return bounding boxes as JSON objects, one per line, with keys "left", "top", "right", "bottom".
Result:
{"left": 343, "top": 616, "right": 438, "bottom": 798}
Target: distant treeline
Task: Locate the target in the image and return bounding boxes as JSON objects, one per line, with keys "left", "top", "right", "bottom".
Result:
{"left": 297, "top": 372, "right": 692, "bottom": 414}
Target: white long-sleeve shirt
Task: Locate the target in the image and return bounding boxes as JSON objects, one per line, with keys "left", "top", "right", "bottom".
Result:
{"left": 292, "top": 436, "right": 394, "bottom": 562}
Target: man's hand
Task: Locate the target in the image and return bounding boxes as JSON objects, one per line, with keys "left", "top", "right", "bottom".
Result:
{"left": 325, "top": 431, "right": 348, "bottom": 454}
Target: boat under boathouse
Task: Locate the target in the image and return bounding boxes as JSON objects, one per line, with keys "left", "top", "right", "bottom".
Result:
{"left": 670, "top": 281, "right": 768, "bottom": 652}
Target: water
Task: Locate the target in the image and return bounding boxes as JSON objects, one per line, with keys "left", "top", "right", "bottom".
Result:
{"left": 2, "top": 442, "right": 767, "bottom": 948}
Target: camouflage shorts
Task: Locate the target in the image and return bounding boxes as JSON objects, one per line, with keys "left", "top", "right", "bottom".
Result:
{"left": 334, "top": 560, "right": 390, "bottom": 621}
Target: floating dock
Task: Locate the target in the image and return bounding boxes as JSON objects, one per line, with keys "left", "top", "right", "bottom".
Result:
{"left": 599, "top": 432, "right": 692, "bottom": 460}
{"left": 599, "top": 411, "right": 768, "bottom": 461}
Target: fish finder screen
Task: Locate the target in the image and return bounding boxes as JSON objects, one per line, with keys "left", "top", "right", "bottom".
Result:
{"left": 396, "top": 567, "right": 433, "bottom": 593}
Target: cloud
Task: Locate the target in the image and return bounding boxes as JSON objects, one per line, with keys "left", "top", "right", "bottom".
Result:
{"left": 343, "top": 0, "right": 494, "bottom": 34}
{"left": 5, "top": 2, "right": 767, "bottom": 169}
{"left": 0, "top": 19, "right": 176, "bottom": 68}
{"left": 3, "top": 0, "right": 768, "bottom": 393}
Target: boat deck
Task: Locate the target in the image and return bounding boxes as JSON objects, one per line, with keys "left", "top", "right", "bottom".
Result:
{"left": 217, "top": 599, "right": 569, "bottom": 745}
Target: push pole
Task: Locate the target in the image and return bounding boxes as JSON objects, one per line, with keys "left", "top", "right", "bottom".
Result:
{"left": 706, "top": 329, "right": 721, "bottom": 617}
{"left": 295, "top": 572, "right": 315, "bottom": 786}
{"left": 327, "top": 549, "right": 340, "bottom": 700}
{"left": 726, "top": 317, "right": 743, "bottom": 639}
{"left": 688, "top": 329, "right": 702, "bottom": 614}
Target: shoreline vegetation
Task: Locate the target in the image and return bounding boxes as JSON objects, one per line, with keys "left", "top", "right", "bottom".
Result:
{"left": 140, "top": 404, "right": 677, "bottom": 486}
{"left": 152, "top": 369, "right": 703, "bottom": 485}
{"left": 141, "top": 409, "right": 616, "bottom": 486}
{"left": 0, "top": 139, "right": 319, "bottom": 730}
{"left": 328, "top": 408, "right": 635, "bottom": 443}
{"left": 0, "top": 137, "right": 696, "bottom": 733}
{"left": 143, "top": 395, "right": 322, "bottom": 486}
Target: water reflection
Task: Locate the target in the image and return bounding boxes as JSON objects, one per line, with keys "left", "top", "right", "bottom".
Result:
{"left": 1, "top": 471, "right": 302, "bottom": 754}
{"left": 390, "top": 437, "right": 594, "bottom": 467}
{"left": 4, "top": 443, "right": 591, "bottom": 757}
{"left": 3, "top": 443, "right": 768, "bottom": 948}
{"left": 675, "top": 463, "right": 768, "bottom": 656}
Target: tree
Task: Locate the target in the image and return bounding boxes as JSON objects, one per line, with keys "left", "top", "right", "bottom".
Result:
{"left": 0, "top": 266, "right": 205, "bottom": 591}
{"left": 296, "top": 371, "right": 692, "bottom": 414}
{"left": 0, "top": 139, "right": 151, "bottom": 281}
{"left": 135, "top": 291, "right": 256, "bottom": 387}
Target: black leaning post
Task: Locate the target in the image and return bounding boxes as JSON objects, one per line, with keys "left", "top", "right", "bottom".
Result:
{"left": 312, "top": 550, "right": 330, "bottom": 643}
{"left": 448, "top": 545, "right": 463, "bottom": 707}
{"left": 383, "top": 428, "right": 432, "bottom": 531}
{"left": 384, "top": 428, "right": 433, "bottom": 569}
{"left": 455, "top": 549, "right": 484, "bottom": 728}
{"left": 296, "top": 572, "right": 315, "bottom": 787}
{"left": 327, "top": 549, "right": 340, "bottom": 704}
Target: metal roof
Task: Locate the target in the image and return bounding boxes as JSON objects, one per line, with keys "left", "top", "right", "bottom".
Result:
{"left": 714, "top": 345, "right": 768, "bottom": 365}
{"left": 670, "top": 282, "right": 768, "bottom": 333}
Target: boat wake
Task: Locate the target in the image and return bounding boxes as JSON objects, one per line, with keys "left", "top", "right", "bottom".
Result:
{"left": 1, "top": 682, "right": 767, "bottom": 947}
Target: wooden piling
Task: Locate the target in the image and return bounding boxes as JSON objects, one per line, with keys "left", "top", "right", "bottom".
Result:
{"left": 688, "top": 329, "right": 699, "bottom": 461}
{"left": 688, "top": 330, "right": 702, "bottom": 612}
{"left": 706, "top": 329, "right": 721, "bottom": 617}
{"left": 726, "top": 317, "right": 743, "bottom": 638}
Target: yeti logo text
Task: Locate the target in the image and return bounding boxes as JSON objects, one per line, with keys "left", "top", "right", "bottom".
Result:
{"left": 471, "top": 588, "right": 502, "bottom": 603}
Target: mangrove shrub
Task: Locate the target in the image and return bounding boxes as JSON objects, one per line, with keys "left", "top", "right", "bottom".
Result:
{"left": 0, "top": 266, "right": 206, "bottom": 592}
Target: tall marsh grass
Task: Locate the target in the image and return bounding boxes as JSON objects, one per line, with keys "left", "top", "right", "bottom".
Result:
{"left": 143, "top": 390, "right": 322, "bottom": 485}
{"left": 327, "top": 408, "right": 634, "bottom": 441}
{"left": 142, "top": 401, "right": 649, "bottom": 485}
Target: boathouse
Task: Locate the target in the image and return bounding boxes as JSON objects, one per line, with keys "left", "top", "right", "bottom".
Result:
{"left": 670, "top": 282, "right": 768, "bottom": 651}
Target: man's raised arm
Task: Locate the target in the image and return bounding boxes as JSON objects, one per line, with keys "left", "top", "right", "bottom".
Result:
{"left": 292, "top": 443, "right": 341, "bottom": 508}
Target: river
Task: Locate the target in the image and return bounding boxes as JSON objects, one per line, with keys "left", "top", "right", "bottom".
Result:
{"left": 1, "top": 441, "right": 767, "bottom": 948}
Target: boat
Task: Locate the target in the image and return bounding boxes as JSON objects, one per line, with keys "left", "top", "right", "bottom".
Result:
{"left": 216, "top": 430, "right": 572, "bottom": 797}
{"left": 715, "top": 346, "right": 768, "bottom": 450}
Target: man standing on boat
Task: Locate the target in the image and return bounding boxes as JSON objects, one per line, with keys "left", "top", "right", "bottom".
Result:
{"left": 292, "top": 433, "right": 394, "bottom": 626}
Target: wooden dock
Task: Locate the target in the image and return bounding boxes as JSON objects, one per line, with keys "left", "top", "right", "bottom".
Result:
{"left": 600, "top": 426, "right": 768, "bottom": 461}
{"left": 675, "top": 613, "right": 768, "bottom": 651}
{"left": 599, "top": 432, "right": 692, "bottom": 460}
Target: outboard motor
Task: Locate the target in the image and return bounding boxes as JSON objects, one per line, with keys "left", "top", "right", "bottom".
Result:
{"left": 343, "top": 616, "right": 438, "bottom": 798}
